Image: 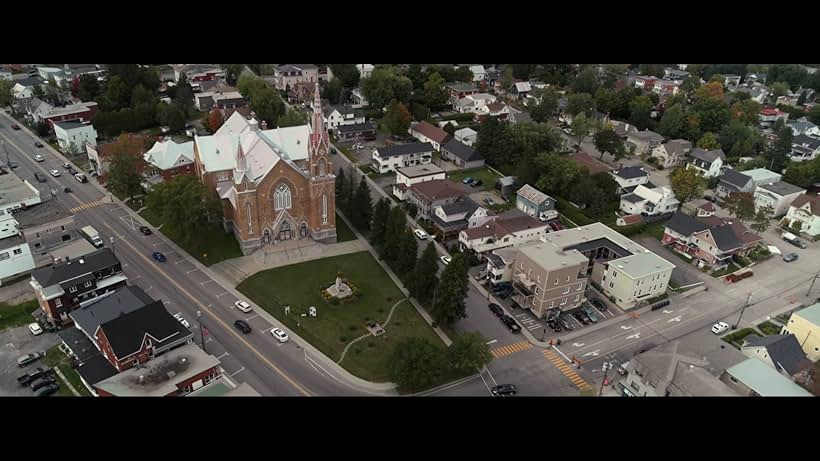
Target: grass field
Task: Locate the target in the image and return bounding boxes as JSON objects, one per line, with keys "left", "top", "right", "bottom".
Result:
{"left": 138, "top": 209, "right": 242, "bottom": 266}
{"left": 446, "top": 167, "right": 501, "bottom": 192}
{"left": 0, "top": 300, "right": 38, "bottom": 332}
{"left": 41, "top": 346, "right": 92, "bottom": 397}
{"left": 335, "top": 213, "right": 358, "bottom": 242}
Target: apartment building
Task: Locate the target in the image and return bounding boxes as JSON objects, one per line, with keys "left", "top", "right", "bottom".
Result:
{"left": 511, "top": 244, "right": 589, "bottom": 317}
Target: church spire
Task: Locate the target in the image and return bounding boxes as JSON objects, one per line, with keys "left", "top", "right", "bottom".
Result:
{"left": 308, "top": 82, "right": 330, "bottom": 177}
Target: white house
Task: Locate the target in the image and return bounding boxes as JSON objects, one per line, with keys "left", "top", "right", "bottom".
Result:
{"left": 459, "top": 212, "right": 548, "bottom": 254}
{"left": 789, "top": 134, "right": 820, "bottom": 162}
{"left": 598, "top": 252, "right": 675, "bottom": 310}
{"left": 626, "top": 130, "right": 664, "bottom": 155}
{"left": 609, "top": 166, "right": 650, "bottom": 194}
{"left": 454, "top": 127, "right": 478, "bottom": 146}
{"left": 350, "top": 88, "right": 368, "bottom": 108}
{"left": 53, "top": 120, "right": 98, "bottom": 154}
{"left": 783, "top": 194, "right": 820, "bottom": 237}
{"left": 454, "top": 93, "right": 497, "bottom": 114}
{"left": 322, "top": 105, "right": 365, "bottom": 131}
{"left": 753, "top": 182, "right": 806, "bottom": 218}
{"left": 651, "top": 139, "right": 692, "bottom": 168}
{"left": 686, "top": 148, "right": 725, "bottom": 178}
{"left": 0, "top": 235, "right": 36, "bottom": 283}
{"left": 371, "top": 143, "right": 434, "bottom": 174}
{"left": 620, "top": 185, "right": 679, "bottom": 216}
{"left": 356, "top": 64, "right": 375, "bottom": 79}
{"left": 469, "top": 65, "right": 487, "bottom": 82}
{"left": 787, "top": 117, "right": 820, "bottom": 137}
{"left": 392, "top": 164, "right": 445, "bottom": 200}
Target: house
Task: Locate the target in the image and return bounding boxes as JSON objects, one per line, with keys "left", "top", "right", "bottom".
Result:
{"left": 0, "top": 232, "right": 36, "bottom": 285}
{"left": 459, "top": 211, "right": 548, "bottom": 255}
{"left": 651, "top": 139, "right": 692, "bottom": 168}
{"left": 508, "top": 109, "right": 533, "bottom": 125}
{"left": 753, "top": 181, "right": 806, "bottom": 217}
{"left": 787, "top": 117, "right": 820, "bottom": 137}
{"left": 321, "top": 104, "right": 365, "bottom": 131}
{"left": 94, "top": 344, "right": 222, "bottom": 397}
{"left": 664, "top": 69, "right": 690, "bottom": 82}
{"left": 0, "top": 165, "right": 42, "bottom": 215}
{"left": 356, "top": 64, "right": 375, "bottom": 79}
{"left": 454, "top": 93, "right": 497, "bottom": 114}
{"left": 11, "top": 76, "right": 45, "bottom": 100}
{"left": 336, "top": 122, "right": 377, "bottom": 142}
{"left": 86, "top": 134, "right": 153, "bottom": 178}
{"left": 469, "top": 65, "right": 487, "bottom": 82}
{"left": 513, "top": 81, "right": 532, "bottom": 100}
{"left": 610, "top": 166, "right": 650, "bottom": 194}
{"left": 608, "top": 120, "right": 638, "bottom": 139}
{"left": 780, "top": 302, "right": 820, "bottom": 361}
{"left": 496, "top": 176, "right": 516, "bottom": 198}
{"left": 783, "top": 193, "right": 820, "bottom": 237}
{"left": 211, "top": 91, "right": 246, "bottom": 110}
{"left": 409, "top": 121, "right": 450, "bottom": 151}
{"left": 171, "top": 65, "right": 224, "bottom": 84}
{"left": 620, "top": 185, "right": 680, "bottom": 216}
{"left": 440, "top": 139, "right": 484, "bottom": 169}
{"left": 454, "top": 127, "right": 478, "bottom": 146}
{"left": 23, "top": 98, "right": 54, "bottom": 124}
{"left": 735, "top": 84, "right": 769, "bottom": 104}
{"left": 722, "top": 74, "right": 742, "bottom": 90}
{"left": 0, "top": 169, "right": 42, "bottom": 282}
{"left": 29, "top": 248, "right": 127, "bottom": 324}
{"left": 789, "top": 134, "right": 820, "bottom": 162}
{"left": 446, "top": 82, "right": 479, "bottom": 104}
{"left": 476, "top": 101, "right": 512, "bottom": 121}
{"left": 485, "top": 69, "right": 501, "bottom": 87}
{"left": 516, "top": 184, "right": 557, "bottom": 221}
{"left": 661, "top": 212, "right": 763, "bottom": 267}
{"left": 598, "top": 251, "right": 675, "bottom": 310}
{"left": 392, "top": 164, "right": 445, "bottom": 200}
{"left": 509, "top": 241, "right": 590, "bottom": 317}
{"left": 740, "top": 334, "right": 813, "bottom": 378}
{"left": 686, "top": 148, "right": 726, "bottom": 179}
{"left": 350, "top": 88, "right": 368, "bottom": 108}
{"left": 431, "top": 198, "right": 484, "bottom": 237}
{"left": 13, "top": 199, "right": 78, "bottom": 268}
{"left": 651, "top": 79, "right": 680, "bottom": 97}
{"left": 759, "top": 107, "right": 789, "bottom": 128}
{"left": 0, "top": 66, "right": 11, "bottom": 81}
{"left": 720, "top": 358, "right": 812, "bottom": 397}
{"left": 633, "top": 75, "right": 656, "bottom": 91}
{"left": 142, "top": 139, "right": 195, "bottom": 190}
{"left": 405, "top": 179, "right": 468, "bottom": 220}
{"left": 39, "top": 102, "right": 98, "bottom": 129}
{"left": 371, "top": 142, "right": 434, "bottom": 174}
{"left": 715, "top": 169, "right": 752, "bottom": 198}
{"left": 53, "top": 120, "right": 98, "bottom": 154}
{"left": 626, "top": 130, "right": 664, "bottom": 155}
{"left": 619, "top": 341, "right": 738, "bottom": 397}
{"left": 274, "top": 64, "right": 319, "bottom": 91}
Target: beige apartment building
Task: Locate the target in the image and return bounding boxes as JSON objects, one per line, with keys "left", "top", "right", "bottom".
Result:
{"left": 511, "top": 244, "right": 589, "bottom": 317}
{"left": 780, "top": 302, "right": 820, "bottom": 361}
{"left": 597, "top": 252, "right": 674, "bottom": 309}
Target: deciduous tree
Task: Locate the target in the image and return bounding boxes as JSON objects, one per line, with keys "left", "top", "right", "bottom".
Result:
{"left": 431, "top": 252, "right": 470, "bottom": 326}
{"left": 277, "top": 109, "right": 306, "bottom": 128}
{"left": 669, "top": 167, "right": 706, "bottom": 204}
{"left": 422, "top": 72, "right": 448, "bottom": 110}
{"left": 383, "top": 100, "right": 411, "bottom": 135}
{"left": 657, "top": 104, "right": 687, "bottom": 139}
{"left": 447, "top": 332, "right": 493, "bottom": 375}
{"left": 750, "top": 205, "right": 774, "bottom": 233}
{"left": 594, "top": 126, "right": 626, "bottom": 160}
{"left": 570, "top": 112, "right": 591, "bottom": 150}
{"left": 106, "top": 134, "right": 146, "bottom": 200}
{"left": 566, "top": 92, "right": 595, "bottom": 116}
{"left": 723, "top": 192, "right": 756, "bottom": 224}
{"left": 207, "top": 109, "right": 224, "bottom": 133}
{"left": 697, "top": 132, "right": 721, "bottom": 150}
{"left": 387, "top": 338, "right": 446, "bottom": 392}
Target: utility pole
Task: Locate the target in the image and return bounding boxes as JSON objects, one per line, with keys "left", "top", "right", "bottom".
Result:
{"left": 599, "top": 362, "right": 613, "bottom": 397}
{"left": 197, "top": 310, "right": 207, "bottom": 353}
{"left": 732, "top": 291, "right": 753, "bottom": 330}
{"left": 807, "top": 270, "right": 820, "bottom": 297}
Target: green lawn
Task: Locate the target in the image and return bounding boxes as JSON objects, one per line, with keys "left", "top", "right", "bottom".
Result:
{"left": 446, "top": 167, "right": 501, "bottom": 192}
{"left": 42, "top": 346, "right": 92, "bottom": 397}
{"left": 757, "top": 321, "right": 782, "bottom": 336}
{"left": 236, "top": 251, "right": 445, "bottom": 382}
{"left": 711, "top": 262, "right": 742, "bottom": 278}
{"left": 138, "top": 209, "right": 242, "bottom": 266}
{"left": 0, "top": 300, "right": 38, "bottom": 332}
{"left": 721, "top": 328, "right": 761, "bottom": 349}
{"left": 335, "top": 213, "right": 358, "bottom": 242}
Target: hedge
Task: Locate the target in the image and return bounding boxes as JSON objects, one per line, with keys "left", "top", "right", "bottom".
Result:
{"left": 438, "top": 113, "right": 476, "bottom": 123}
{"left": 556, "top": 198, "right": 595, "bottom": 226}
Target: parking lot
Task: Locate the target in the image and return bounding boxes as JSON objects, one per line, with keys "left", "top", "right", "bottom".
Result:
{"left": 0, "top": 325, "right": 60, "bottom": 396}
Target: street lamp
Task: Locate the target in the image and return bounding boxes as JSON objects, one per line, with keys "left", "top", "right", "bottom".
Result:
{"left": 197, "top": 310, "right": 206, "bottom": 353}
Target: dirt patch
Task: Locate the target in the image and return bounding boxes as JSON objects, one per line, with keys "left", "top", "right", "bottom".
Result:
{"left": 0, "top": 280, "right": 36, "bottom": 305}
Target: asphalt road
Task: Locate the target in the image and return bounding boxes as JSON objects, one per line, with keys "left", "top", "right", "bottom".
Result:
{"left": 0, "top": 112, "right": 375, "bottom": 397}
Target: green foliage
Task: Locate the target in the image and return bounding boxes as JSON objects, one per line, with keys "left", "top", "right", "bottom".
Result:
{"left": 669, "top": 167, "right": 706, "bottom": 204}
{"left": 657, "top": 104, "right": 687, "bottom": 139}
{"left": 349, "top": 177, "right": 373, "bottom": 232}
{"left": 321, "top": 78, "right": 343, "bottom": 104}
{"left": 766, "top": 124, "right": 793, "bottom": 172}
{"left": 76, "top": 74, "right": 100, "bottom": 102}
{"left": 361, "top": 67, "right": 413, "bottom": 110}
{"left": 388, "top": 337, "right": 447, "bottom": 392}
{"left": 368, "top": 198, "right": 390, "bottom": 247}
{"left": 535, "top": 153, "right": 581, "bottom": 196}
{"left": 431, "top": 252, "right": 470, "bottom": 326}
{"left": 570, "top": 112, "right": 592, "bottom": 148}
{"left": 408, "top": 243, "right": 439, "bottom": 305}
{"left": 329, "top": 64, "right": 361, "bottom": 88}
{"left": 422, "top": 72, "right": 448, "bottom": 110}
{"left": 723, "top": 192, "right": 756, "bottom": 224}
{"left": 566, "top": 92, "right": 595, "bottom": 116}
{"left": 447, "top": 332, "right": 493, "bottom": 375}
{"left": 629, "top": 95, "right": 654, "bottom": 130}
{"left": 571, "top": 66, "right": 600, "bottom": 95}
{"left": 0, "top": 79, "right": 12, "bottom": 107}
{"left": 383, "top": 100, "right": 411, "bottom": 135}
{"left": 277, "top": 108, "right": 306, "bottom": 128}
{"left": 145, "top": 175, "right": 218, "bottom": 246}
{"left": 697, "top": 132, "right": 721, "bottom": 150}
{"left": 530, "top": 86, "right": 559, "bottom": 123}
{"left": 105, "top": 134, "right": 145, "bottom": 200}
{"left": 594, "top": 126, "right": 626, "bottom": 160}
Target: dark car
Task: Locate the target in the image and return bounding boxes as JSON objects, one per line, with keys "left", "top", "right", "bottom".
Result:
{"left": 234, "top": 320, "right": 252, "bottom": 334}
{"left": 63, "top": 162, "right": 71, "bottom": 169}
{"left": 573, "top": 311, "right": 590, "bottom": 325}
{"left": 582, "top": 306, "right": 599, "bottom": 323}
{"left": 11, "top": 123, "right": 20, "bottom": 130}
{"left": 471, "top": 179, "right": 483, "bottom": 187}
{"left": 139, "top": 226, "right": 152, "bottom": 236}
{"left": 17, "top": 367, "right": 49, "bottom": 386}
{"left": 498, "top": 287, "right": 513, "bottom": 299}
{"left": 488, "top": 303, "right": 504, "bottom": 317}
{"left": 9, "top": 161, "right": 17, "bottom": 169}
{"left": 590, "top": 298, "right": 608, "bottom": 313}
{"left": 34, "top": 383, "right": 59, "bottom": 397}
{"left": 33, "top": 172, "right": 47, "bottom": 183}
{"left": 548, "top": 320, "right": 562, "bottom": 332}
{"left": 30, "top": 375, "right": 57, "bottom": 391}
{"left": 491, "top": 283, "right": 511, "bottom": 293}
{"left": 501, "top": 315, "right": 521, "bottom": 333}
{"left": 783, "top": 253, "right": 799, "bottom": 263}
{"left": 34, "top": 141, "right": 44, "bottom": 148}
{"left": 491, "top": 384, "right": 518, "bottom": 396}
{"left": 558, "top": 317, "right": 574, "bottom": 331}
{"left": 152, "top": 251, "right": 166, "bottom": 262}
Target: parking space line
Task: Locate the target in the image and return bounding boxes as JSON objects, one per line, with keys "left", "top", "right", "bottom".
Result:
{"left": 186, "top": 268, "right": 200, "bottom": 274}
{"left": 175, "top": 259, "right": 187, "bottom": 265}
{"left": 527, "top": 324, "right": 541, "bottom": 331}
{"left": 216, "top": 352, "right": 229, "bottom": 360}
{"left": 215, "top": 291, "right": 230, "bottom": 298}
{"left": 201, "top": 279, "right": 216, "bottom": 286}
{"left": 230, "top": 366, "right": 246, "bottom": 376}
{"left": 246, "top": 314, "right": 259, "bottom": 321}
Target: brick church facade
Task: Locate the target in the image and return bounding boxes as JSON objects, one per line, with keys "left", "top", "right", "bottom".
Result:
{"left": 193, "top": 83, "right": 336, "bottom": 254}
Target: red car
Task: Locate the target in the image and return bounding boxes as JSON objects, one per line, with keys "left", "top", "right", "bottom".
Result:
{"left": 11, "top": 124, "right": 20, "bottom": 130}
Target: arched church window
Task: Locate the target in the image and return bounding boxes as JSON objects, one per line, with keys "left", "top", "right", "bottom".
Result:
{"left": 318, "top": 159, "right": 326, "bottom": 177}
{"left": 274, "top": 184, "right": 292, "bottom": 210}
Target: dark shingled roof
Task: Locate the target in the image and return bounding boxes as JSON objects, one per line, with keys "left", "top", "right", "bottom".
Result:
{"left": 719, "top": 169, "right": 752, "bottom": 189}
{"left": 664, "top": 212, "right": 711, "bottom": 236}
{"left": 377, "top": 142, "right": 435, "bottom": 158}
{"left": 77, "top": 354, "right": 118, "bottom": 386}
{"left": 621, "top": 193, "right": 644, "bottom": 204}
{"left": 708, "top": 225, "right": 743, "bottom": 252}
{"left": 337, "top": 122, "right": 375, "bottom": 134}
{"left": 440, "top": 198, "right": 480, "bottom": 216}
{"left": 71, "top": 286, "right": 155, "bottom": 338}
{"left": 98, "top": 301, "right": 192, "bottom": 359}
{"left": 743, "top": 334, "right": 813, "bottom": 376}
{"left": 611, "top": 166, "right": 649, "bottom": 180}
{"left": 441, "top": 139, "right": 483, "bottom": 162}
{"left": 31, "top": 248, "right": 119, "bottom": 288}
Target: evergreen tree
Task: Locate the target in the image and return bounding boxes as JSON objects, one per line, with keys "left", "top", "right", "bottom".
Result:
{"left": 431, "top": 253, "right": 470, "bottom": 326}
{"left": 395, "top": 229, "right": 418, "bottom": 279}
{"left": 335, "top": 168, "right": 347, "bottom": 210}
{"left": 369, "top": 198, "right": 390, "bottom": 246}
{"left": 408, "top": 243, "right": 440, "bottom": 304}
{"left": 351, "top": 176, "right": 372, "bottom": 231}
{"left": 382, "top": 206, "right": 406, "bottom": 262}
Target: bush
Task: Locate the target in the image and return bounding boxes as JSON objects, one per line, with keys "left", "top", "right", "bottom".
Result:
{"left": 367, "top": 341, "right": 375, "bottom": 348}
{"left": 339, "top": 335, "right": 348, "bottom": 343}
{"left": 618, "top": 222, "right": 648, "bottom": 237}
{"left": 438, "top": 113, "right": 475, "bottom": 122}
{"left": 645, "top": 293, "right": 669, "bottom": 304}
{"left": 354, "top": 348, "right": 362, "bottom": 355}
{"left": 757, "top": 321, "right": 781, "bottom": 336}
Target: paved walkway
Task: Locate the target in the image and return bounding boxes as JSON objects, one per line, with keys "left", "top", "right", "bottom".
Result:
{"left": 210, "top": 238, "right": 369, "bottom": 286}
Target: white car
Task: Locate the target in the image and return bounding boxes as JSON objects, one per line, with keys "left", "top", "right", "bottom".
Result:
{"left": 440, "top": 255, "right": 452, "bottom": 265}
{"left": 414, "top": 229, "right": 428, "bottom": 240}
{"left": 235, "top": 300, "right": 253, "bottom": 313}
{"left": 50, "top": 169, "right": 61, "bottom": 177}
{"left": 34, "top": 155, "right": 44, "bottom": 162}
{"left": 271, "top": 328, "right": 290, "bottom": 343}
{"left": 28, "top": 323, "right": 43, "bottom": 336}
{"left": 172, "top": 313, "right": 190, "bottom": 328}
{"left": 711, "top": 321, "right": 730, "bottom": 335}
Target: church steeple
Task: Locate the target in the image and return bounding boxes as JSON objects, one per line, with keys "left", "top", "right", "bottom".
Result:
{"left": 308, "top": 82, "right": 330, "bottom": 177}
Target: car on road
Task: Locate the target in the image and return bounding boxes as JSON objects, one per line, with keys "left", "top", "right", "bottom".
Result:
{"left": 491, "top": 384, "right": 518, "bottom": 396}
{"left": 35, "top": 141, "right": 44, "bottom": 148}
{"left": 501, "top": 315, "right": 521, "bottom": 333}
{"left": 17, "top": 351, "right": 45, "bottom": 367}
{"left": 139, "top": 226, "right": 152, "bottom": 235}
{"left": 704, "top": 195, "right": 717, "bottom": 203}
{"left": 462, "top": 177, "right": 474, "bottom": 185}
{"left": 488, "top": 303, "right": 504, "bottom": 317}
{"left": 547, "top": 320, "right": 562, "bottom": 332}
{"left": 33, "top": 172, "right": 46, "bottom": 182}
{"left": 470, "top": 179, "right": 483, "bottom": 187}
{"left": 562, "top": 128, "right": 571, "bottom": 135}
{"left": 11, "top": 123, "right": 20, "bottom": 130}
{"left": 783, "top": 253, "right": 799, "bottom": 263}
{"left": 590, "top": 298, "right": 608, "bottom": 313}
{"left": 581, "top": 306, "right": 599, "bottom": 323}
{"left": 234, "top": 319, "right": 252, "bottom": 334}
{"left": 172, "top": 313, "right": 190, "bottom": 328}
{"left": 30, "top": 375, "right": 57, "bottom": 391}
{"left": 34, "top": 383, "right": 60, "bottom": 397}
{"left": 711, "top": 321, "right": 730, "bottom": 335}
{"left": 413, "top": 229, "right": 428, "bottom": 240}
{"left": 28, "top": 323, "right": 43, "bottom": 335}
{"left": 271, "top": 328, "right": 290, "bottom": 343}
{"left": 152, "top": 251, "right": 166, "bottom": 262}
{"left": 62, "top": 162, "right": 71, "bottom": 169}
{"left": 74, "top": 173, "right": 87, "bottom": 183}
{"left": 440, "top": 255, "right": 452, "bottom": 265}
{"left": 34, "top": 154, "right": 44, "bottom": 162}
{"left": 50, "top": 169, "right": 60, "bottom": 177}
{"left": 235, "top": 300, "right": 253, "bottom": 313}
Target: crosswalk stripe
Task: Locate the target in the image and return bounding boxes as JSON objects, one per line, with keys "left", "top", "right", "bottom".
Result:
{"left": 542, "top": 348, "right": 590, "bottom": 390}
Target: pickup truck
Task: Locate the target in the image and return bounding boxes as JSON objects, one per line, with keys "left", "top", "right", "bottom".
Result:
{"left": 17, "top": 367, "right": 50, "bottom": 386}
{"left": 782, "top": 232, "right": 808, "bottom": 249}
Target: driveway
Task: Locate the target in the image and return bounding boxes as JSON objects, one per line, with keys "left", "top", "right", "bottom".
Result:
{"left": 635, "top": 236, "right": 705, "bottom": 288}
{"left": 0, "top": 326, "right": 60, "bottom": 396}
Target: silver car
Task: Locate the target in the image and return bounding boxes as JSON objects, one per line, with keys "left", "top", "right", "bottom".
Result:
{"left": 783, "top": 253, "right": 799, "bottom": 263}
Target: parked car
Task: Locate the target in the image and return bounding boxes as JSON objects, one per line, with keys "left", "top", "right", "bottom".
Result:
{"left": 11, "top": 123, "right": 20, "bottom": 130}
{"left": 74, "top": 173, "right": 87, "bottom": 183}
{"left": 590, "top": 298, "right": 608, "bottom": 313}
{"left": 440, "top": 255, "right": 452, "bottom": 265}
{"left": 34, "top": 154, "right": 44, "bottom": 162}
{"left": 234, "top": 319, "right": 252, "bottom": 334}
{"left": 17, "top": 367, "right": 50, "bottom": 386}
{"left": 234, "top": 300, "right": 253, "bottom": 313}
{"left": 8, "top": 161, "right": 17, "bottom": 169}
{"left": 172, "top": 313, "right": 190, "bottom": 328}
{"left": 34, "top": 383, "right": 60, "bottom": 397}
{"left": 573, "top": 311, "right": 590, "bottom": 325}
{"left": 558, "top": 316, "right": 574, "bottom": 331}
{"left": 17, "top": 351, "right": 45, "bottom": 367}
{"left": 33, "top": 172, "right": 46, "bottom": 182}
{"left": 783, "top": 253, "right": 799, "bottom": 263}
{"left": 488, "top": 303, "right": 504, "bottom": 317}
{"left": 462, "top": 177, "right": 474, "bottom": 185}
{"left": 483, "top": 197, "right": 495, "bottom": 206}
{"left": 471, "top": 179, "right": 483, "bottom": 187}
{"left": 50, "top": 169, "right": 60, "bottom": 177}
{"left": 548, "top": 320, "right": 562, "bottom": 332}
{"left": 35, "top": 141, "right": 44, "bottom": 148}
{"left": 414, "top": 229, "right": 428, "bottom": 240}
{"left": 30, "top": 375, "right": 56, "bottom": 391}
{"left": 491, "top": 384, "right": 518, "bottom": 396}
{"left": 152, "top": 251, "right": 166, "bottom": 262}
{"left": 501, "top": 315, "right": 521, "bottom": 333}
{"left": 704, "top": 195, "right": 716, "bottom": 203}
{"left": 62, "top": 162, "right": 71, "bottom": 169}
{"left": 139, "top": 226, "right": 152, "bottom": 235}
{"left": 271, "top": 328, "right": 289, "bottom": 343}
{"left": 28, "top": 323, "right": 43, "bottom": 336}
{"left": 582, "top": 305, "right": 599, "bottom": 323}
{"left": 497, "top": 287, "right": 514, "bottom": 299}
{"left": 711, "top": 321, "right": 730, "bottom": 335}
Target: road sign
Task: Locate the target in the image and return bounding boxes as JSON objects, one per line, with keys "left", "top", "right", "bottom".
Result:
{"left": 667, "top": 316, "right": 682, "bottom": 323}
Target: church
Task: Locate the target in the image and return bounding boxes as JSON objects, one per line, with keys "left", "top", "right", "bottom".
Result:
{"left": 192, "top": 83, "right": 336, "bottom": 254}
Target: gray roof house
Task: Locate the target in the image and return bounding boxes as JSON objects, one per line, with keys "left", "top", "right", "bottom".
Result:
{"left": 516, "top": 184, "right": 556, "bottom": 221}
{"left": 610, "top": 166, "right": 650, "bottom": 194}
{"left": 440, "top": 139, "right": 485, "bottom": 169}
{"left": 686, "top": 148, "right": 726, "bottom": 179}
{"left": 626, "top": 129, "right": 664, "bottom": 155}
{"left": 790, "top": 134, "right": 820, "bottom": 162}
{"left": 741, "top": 334, "right": 813, "bottom": 377}
{"left": 787, "top": 117, "right": 820, "bottom": 137}
{"left": 753, "top": 181, "right": 806, "bottom": 217}
{"left": 715, "top": 168, "right": 753, "bottom": 198}
{"left": 720, "top": 357, "right": 812, "bottom": 397}
{"left": 651, "top": 139, "right": 692, "bottom": 168}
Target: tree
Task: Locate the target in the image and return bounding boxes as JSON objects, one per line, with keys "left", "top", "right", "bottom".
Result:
{"left": 594, "top": 126, "right": 626, "bottom": 160}
{"left": 249, "top": 86, "right": 286, "bottom": 127}
{"left": 697, "top": 132, "right": 721, "bottom": 150}
{"left": 530, "top": 87, "right": 558, "bottom": 123}
{"left": 784, "top": 157, "right": 820, "bottom": 189}
{"left": 719, "top": 120, "right": 764, "bottom": 159}
{"left": 629, "top": 95, "right": 654, "bottom": 130}
{"left": 594, "top": 87, "right": 618, "bottom": 115}
{"left": 387, "top": 338, "right": 446, "bottom": 392}
{"left": 207, "top": 109, "right": 223, "bottom": 133}
{"left": 571, "top": 66, "right": 600, "bottom": 95}
{"left": 395, "top": 229, "right": 418, "bottom": 278}
{"left": 34, "top": 121, "right": 49, "bottom": 137}
{"left": 361, "top": 67, "right": 412, "bottom": 110}
{"left": 669, "top": 167, "right": 706, "bottom": 204}
{"left": 501, "top": 67, "right": 514, "bottom": 90}
{"left": 237, "top": 73, "right": 267, "bottom": 100}
{"left": 382, "top": 206, "right": 407, "bottom": 262}
{"left": 447, "top": 332, "right": 492, "bottom": 375}
{"left": 430, "top": 252, "right": 470, "bottom": 326}
{"left": 422, "top": 72, "right": 448, "bottom": 109}
{"left": 770, "top": 81, "right": 790, "bottom": 99}
{"left": 350, "top": 177, "right": 372, "bottom": 232}
{"left": 570, "top": 112, "right": 591, "bottom": 151}
{"left": 220, "top": 64, "right": 244, "bottom": 86}
{"left": 723, "top": 192, "right": 756, "bottom": 224}
{"left": 750, "top": 205, "right": 774, "bottom": 233}
{"left": 173, "top": 73, "right": 194, "bottom": 113}
{"left": 638, "top": 64, "right": 665, "bottom": 77}
{"left": 405, "top": 63, "right": 425, "bottom": 90}
{"left": 383, "top": 100, "right": 411, "bottom": 135}
{"left": 475, "top": 115, "right": 510, "bottom": 167}
{"left": 335, "top": 168, "right": 347, "bottom": 210}
{"left": 166, "top": 103, "right": 187, "bottom": 132}
{"left": 321, "top": 78, "right": 343, "bottom": 104}
{"left": 808, "top": 105, "right": 820, "bottom": 125}
{"left": 277, "top": 109, "right": 306, "bottom": 128}
{"left": 766, "top": 125, "right": 793, "bottom": 172}
{"left": 731, "top": 99, "right": 762, "bottom": 126}
{"left": 106, "top": 134, "right": 145, "bottom": 200}
{"left": 408, "top": 242, "right": 439, "bottom": 304}
{"left": 369, "top": 198, "right": 390, "bottom": 246}
{"left": 443, "top": 122, "right": 456, "bottom": 136}
{"left": 657, "top": 104, "right": 687, "bottom": 139}
{"left": 146, "top": 175, "right": 216, "bottom": 245}
{"left": 797, "top": 90, "right": 807, "bottom": 107}
{"left": 105, "top": 75, "right": 130, "bottom": 110}
{"left": 328, "top": 64, "right": 360, "bottom": 89}
{"left": 535, "top": 153, "right": 581, "bottom": 196}
{"left": 0, "top": 79, "right": 12, "bottom": 107}
{"left": 566, "top": 92, "right": 595, "bottom": 116}
{"left": 76, "top": 74, "right": 100, "bottom": 102}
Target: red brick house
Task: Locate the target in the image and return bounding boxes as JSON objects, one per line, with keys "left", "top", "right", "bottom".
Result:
{"left": 661, "top": 211, "right": 762, "bottom": 267}
{"left": 41, "top": 102, "right": 98, "bottom": 129}
{"left": 143, "top": 139, "right": 195, "bottom": 189}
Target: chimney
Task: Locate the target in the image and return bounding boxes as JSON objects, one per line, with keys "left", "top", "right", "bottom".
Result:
{"left": 249, "top": 118, "right": 259, "bottom": 132}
